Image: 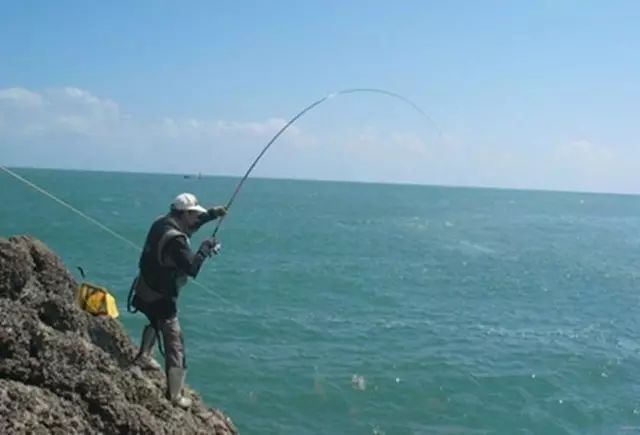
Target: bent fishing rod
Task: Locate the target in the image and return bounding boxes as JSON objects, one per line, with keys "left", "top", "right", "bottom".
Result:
{"left": 211, "top": 88, "right": 438, "bottom": 237}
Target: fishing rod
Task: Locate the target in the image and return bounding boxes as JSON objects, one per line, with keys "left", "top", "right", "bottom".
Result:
{"left": 211, "top": 88, "right": 438, "bottom": 237}
{"left": 1, "top": 88, "right": 436, "bottom": 323}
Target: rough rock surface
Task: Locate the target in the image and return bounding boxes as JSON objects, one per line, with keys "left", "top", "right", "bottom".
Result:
{"left": 0, "top": 236, "right": 238, "bottom": 434}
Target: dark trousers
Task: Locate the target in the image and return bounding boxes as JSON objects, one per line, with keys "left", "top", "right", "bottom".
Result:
{"left": 133, "top": 295, "right": 186, "bottom": 369}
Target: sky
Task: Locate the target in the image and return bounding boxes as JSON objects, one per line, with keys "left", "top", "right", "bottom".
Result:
{"left": 1, "top": 0, "right": 639, "bottom": 193}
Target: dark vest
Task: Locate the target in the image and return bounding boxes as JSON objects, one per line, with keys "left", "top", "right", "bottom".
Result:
{"left": 137, "top": 215, "right": 190, "bottom": 299}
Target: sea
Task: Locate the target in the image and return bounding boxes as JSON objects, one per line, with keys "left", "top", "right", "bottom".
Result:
{"left": 2, "top": 167, "right": 640, "bottom": 435}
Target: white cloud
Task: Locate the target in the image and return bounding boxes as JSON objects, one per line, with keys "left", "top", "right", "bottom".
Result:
{"left": 0, "top": 86, "right": 313, "bottom": 177}
{"left": 0, "top": 87, "right": 45, "bottom": 108}
{"left": 1, "top": 86, "right": 638, "bottom": 193}
{"left": 541, "top": 139, "right": 638, "bottom": 193}
{"left": 0, "top": 87, "right": 302, "bottom": 143}
{"left": 337, "top": 130, "right": 640, "bottom": 193}
{"left": 0, "top": 86, "right": 121, "bottom": 138}
{"left": 156, "top": 116, "right": 299, "bottom": 142}
{"left": 57, "top": 87, "right": 106, "bottom": 103}
{"left": 553, "top": 140, "right": 617, "bottom": 170}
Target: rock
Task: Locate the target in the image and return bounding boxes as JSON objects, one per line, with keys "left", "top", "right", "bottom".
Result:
{"left": 0, "top": 236, "right": 238, "bottom": 435}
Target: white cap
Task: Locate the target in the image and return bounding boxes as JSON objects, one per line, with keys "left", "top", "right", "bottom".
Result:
{"left": 171, "top": 193, "right": 207, "bottom": 214}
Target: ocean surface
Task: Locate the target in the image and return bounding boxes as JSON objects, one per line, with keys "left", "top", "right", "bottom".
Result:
{"left": 2, "top": 167, "right": 640, "bottom": 435}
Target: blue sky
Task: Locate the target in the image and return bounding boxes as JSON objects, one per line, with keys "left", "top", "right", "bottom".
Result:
{"left": 1, "top": 1, "right": 639, "bottom": 193}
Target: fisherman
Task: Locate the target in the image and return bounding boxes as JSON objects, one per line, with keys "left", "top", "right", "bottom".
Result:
{"left": 130, "top": 192, "right": 227, "bottom": 409}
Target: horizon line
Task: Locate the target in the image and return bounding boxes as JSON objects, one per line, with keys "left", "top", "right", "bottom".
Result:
{"left": 3, "top": 164, "right": 639, "bottom": 198}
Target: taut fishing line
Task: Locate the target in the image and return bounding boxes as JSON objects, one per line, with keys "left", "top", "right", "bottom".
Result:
{"left": 0, "top": 165, "right": 241, "bottom": 310}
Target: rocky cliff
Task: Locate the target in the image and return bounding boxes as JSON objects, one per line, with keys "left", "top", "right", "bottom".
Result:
{"left": 0, "top": 235, "right": 238, "bottom": 435}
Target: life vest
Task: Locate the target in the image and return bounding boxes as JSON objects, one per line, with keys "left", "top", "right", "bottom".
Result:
{"left": 75, "top": 281, "right": 120, "bottom": 318}
{"left": 136, "top": 215, "right": 190, "bottom": 300}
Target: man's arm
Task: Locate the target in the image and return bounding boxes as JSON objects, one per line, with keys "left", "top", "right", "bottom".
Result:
{"left": 164, "top": 236, "right": 211, "bottom": 278}
{"left": 192, "top": 206, "right": 227, "bottom": 232}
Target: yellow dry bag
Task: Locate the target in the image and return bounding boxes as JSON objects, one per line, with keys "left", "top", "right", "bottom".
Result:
{"left": 75, "top": 282, "right": 120, "bottom": 319}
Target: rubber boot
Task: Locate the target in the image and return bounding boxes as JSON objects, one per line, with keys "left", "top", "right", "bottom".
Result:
{"left": 167, "top": 367, "right": 192, "bottom": 409}
{"left": 133, "top": 324, "right": 162, "bottom": 370}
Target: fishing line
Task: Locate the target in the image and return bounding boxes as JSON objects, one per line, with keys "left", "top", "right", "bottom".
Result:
{"left": 212, "top": 87, "right": 439, "bottom": 237}
{"left": 0, "top": 165, "right": 241, "bottom": 311}
{"left": 1, "top": 166, "right": 140, "bottom": 251}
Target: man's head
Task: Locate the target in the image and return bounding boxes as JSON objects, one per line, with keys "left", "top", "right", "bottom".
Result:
{"left": 170, "top": 193, "right": 207, "bottom": 233}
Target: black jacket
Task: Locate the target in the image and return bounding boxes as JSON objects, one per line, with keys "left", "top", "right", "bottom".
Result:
{"left": 138, "top": 212, "right": 216, "bottom": 297}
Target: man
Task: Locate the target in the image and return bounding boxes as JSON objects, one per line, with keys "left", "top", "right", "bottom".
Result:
{"left": 130, "top": 192, "right": 227, "bottom": 409}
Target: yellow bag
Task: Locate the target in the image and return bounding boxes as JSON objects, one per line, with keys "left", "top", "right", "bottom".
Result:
{"left": 76, "top": 282, "right": 120, "bottom": 319}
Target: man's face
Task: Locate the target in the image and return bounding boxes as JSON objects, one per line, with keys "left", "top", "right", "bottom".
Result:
{"left": 184, "top": 210, "right": 203, "bottom": 233}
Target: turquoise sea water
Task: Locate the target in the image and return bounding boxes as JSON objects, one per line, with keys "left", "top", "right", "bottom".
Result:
{"left": 2, "top": 167, "right": 640, "bottom": 434}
